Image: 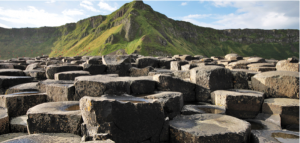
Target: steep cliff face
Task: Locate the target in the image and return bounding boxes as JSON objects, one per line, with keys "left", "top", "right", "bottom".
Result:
{"left": 0, "top": 1, "right": 298, "bottom": 60}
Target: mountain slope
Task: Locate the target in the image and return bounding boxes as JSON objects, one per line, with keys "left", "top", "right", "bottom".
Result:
{"left": 0, "top": 1, "right": 299, "bottom": 60}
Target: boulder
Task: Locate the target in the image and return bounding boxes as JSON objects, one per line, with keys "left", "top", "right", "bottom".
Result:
{"left": 80, "top": 95, "right": 165, "bottom": 143}
{"left": 82, "top": 64, "right": 107, "bottom": 75}
{"left": 128, "top": 66, "right": 154, "bottom": 77}
{"left": 211, "top": 89, "right": 264, "bottom": 119}
{"left": 262, "top": 98, "right": 299, "bottom": 128}
{"left": 231, "top": 69, "right": 258, "bottom": 89}
{"left": 10, "top": 115, "right": 27, "bottom": 133}
{"left": 190, "top": 66, "right": 232, "bottom": 102}
{"left": 251, "top": 130, "right": 299, "bottom": 143}
{"left": 153, "top": 74, "right": 196, "bottom": 102}
{"left": 181, "top": 105, "right": 225, "bottom": 115}
{"left": 0, "top": 107, "right": 9, "bottom": 134}
{"left": 0, "top": 92, "right": 47, "bottom": 118}
{"left": 1, "top": 133, "right": 81, "bottom": 143}
{"left": 102, "top": 55, "right": 131, "bottom": 65}
{"left": 251, "top": 71, "right": 299, "bottom": 99}
{"left": 75, "top": 75, "right": 155, "bottom": 99}
{"left": 276, "top": 60, "right": 299, "bottom": 72}
{"left": 37, "top": 79, "right": 74, "bottom": 93}
{"left": 169, "top": 114, "right": 251, "bottom": 143}
{"left": 27, "top": 101, "right": 82, "bottom": 135}
{"left": 0, "top": 76, "right": 33, "bottom": 94}
{"left": 0, "top": 69, "right": 25, "bottom": 76}
{"left": 170, "top": 61, "right": 188, "bottom": 70}
{"left": 46, "top": 65, "right": 83, "bottom": 79}
{"left": 5, "top": 82, "right": 39, "bottom": 94}
{"left": 54, "top": 71, "right": 90, "bottom": 80}
{"left": 46, "top": 84, "right": 75, "bottom": 101}
{"left": 140, "top": 91, "right": 183, "bottom": 119}
{"left": 136, "top": 57, "right": 159, "bottom": 68}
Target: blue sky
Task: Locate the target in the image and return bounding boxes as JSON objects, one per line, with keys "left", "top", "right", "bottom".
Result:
{"left": 0, "top": 0, "right": 298, "bottom": 30}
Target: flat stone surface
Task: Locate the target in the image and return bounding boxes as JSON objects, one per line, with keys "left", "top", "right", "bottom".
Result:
{"left": 0, "top": 92, "right": 47, "bottom": 118}
{"left": 0, "top": 76, "right": 33, "bottom": 94}
{"left": 276, "top": 60, "right": 299, "bottom": 72}
{"left": 255, "top": 113, "right": 281, "bottom": 127}
{"left": 248, "top": 67, "right": 276, "bottom": 72}
{"left": 0, "top": 107, "right": 9, "bottom": 134}
{"left": 10, "top": 115, "right": 27, "bottom": 133}
{"left": 54, "top": 71, "right": 90, "bottom": 80}
{"left": 46, "top": 84, "right": 75, "bottom": 101}
{"left": 139, "top": 91, "right": 183, "bottom": 120}
{"left": 37, "top": 79, "right": 74, "bottom": 93}
{"left": 251, "top": 71, "right": 299, "bottom": 99}
{"left": 211, "top": 89, "right": 264, "bottom": 119}
{"left": 27, "top": 101, "right": 82, "bottom": 135}
{"left": 262, "top": 98, "right": 299, "bottom": 128}
{"left": 0, "top": 69, "right": 25, "bottom": 76}
{"left": 169, "top": 114, "right": 251, "bottom": 143}
{"left": 181, "top": 105, "right": 225, "bottom": 115}
{"left": 46, "top": 65, "right": 83, "bottom": 79}
{"left": 5, "top": 82, "right": 38, "bottom": 94}
{"left": 0, "top": 133, "right": 28, "bottom": 142}
{"left": 80, "top": 95, "right": 165, "bottom": 143}
{"left": 245, "top": 119, "right": 281, "bottom": 131}
{"left": 251, "top": 130, "right": 299, "bottom": 143}
{"left": 1, "top": 133, "right": 81, "bottom": 143}
{"left": 247, "top": 63, "right": 275, "bottom": 68}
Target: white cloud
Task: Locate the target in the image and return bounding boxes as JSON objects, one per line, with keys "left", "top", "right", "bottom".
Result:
{"left": 0, "top": 6, "right": 77, "bottom": 27}
{"left": 181, "top": 2, "right": 187, "bottom": 6}
{"left": 182, "top": 1, "right": 299, "bottom": 29}
{"left": 46, "top": 0, "right": 55, "bottom": 4}
{"left": 80, "top": 0, "right": 99, "bottom": 12}
{"left": 98, "top": 1, "right": 118, "bottom": 12}
{"left": 62, "top": 9, "right": 84, "bottom": 16}
{"left": 0, "top": 23, "right": 11, "bottom": 29}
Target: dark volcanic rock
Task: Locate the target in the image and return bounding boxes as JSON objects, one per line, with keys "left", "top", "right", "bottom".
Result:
{"left": 181, "top": 105, "right": 226, "bottom": 115}
{"left": 0, "top": 76, "right": 33, "bottom": 94}
{"left": 54, "top": 71, "right": 90, "bottom": 80}
{"left": 82, "top": 64, "right": 107, "bottom": 75}
{"left": 129, "top": 66, "right": 154, "bottom": 77}
{"left": 46, "top": 84, "right": 75, "bottom": 101}
{"left": 0, "top": 107, "right": 9, "bottom": 134}
{"left": 251, "top": 130, "right": 299, "bottom": 143}
{"left": 10, "top": 115, "right": 28, "bottom": 133}
{"left": 1, "top": 133, "right": 81, "bottom": 143}
{"left": 46, "top": 65, "right": 83, "bottom": 79}
{"left": 0, "top": 69, "right": 25, "bottom": 76}
{"left": 136, "top": 57, "right": 159, "bottom": 68}
{"left": 37, "top": 79, "right": 74, "bottom": 93}
{"left": 5, "top": 82, "right": 39, "bottom": 94}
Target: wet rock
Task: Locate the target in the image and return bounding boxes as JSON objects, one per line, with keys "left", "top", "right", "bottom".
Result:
{"left": 245, "top": 119, "right": 281, "bottom": 131}
{"left": 82, "top": 64, "right": 107, "bottom": 75}
{"left": 106, "top": 63, "right": 131, "bottom": 76}
{"left": 170, "top": 61, "right": 188, "bottom": 70}
{"left": 153, "top": 74, "right": 196, "bottom": 102}
{"left": 24, "top": 70, "right": 46, "bottom": 80}
{"left": 181, "top": 105, "right": 225, "bottom": 115}
{"left": 136, "top": 57, "right": 159, "bottom": 68}
{"left": 46, "top": 84, "right": 75, "bottom": 101}
{"left": 169, "top": 114, "right": 251, "bottom": 143}
{"left": 75, "top": 75, "right": 155, "bottom": 99}
{"left": 27, "top": 101, "right": 82, "bottom": 135}
{"left": 231, "top": 69, "right": 258, "bottom": 89}
{"left": 102, "top": 55, "right": 131, "bottom": 65}
{"left": 262, "top": 98, "right": 299, "bottom": 128}
{"left": 211, "top": 89, "right": 264, "bottom": 119}
{"left": 80, "top": 95, "right": 165, "bottom": 143}
{"left": 276, "top": 60, "right": 299, "bottom": 72}
{"left": 55, "top": 71, "right": 90, "bottom": 80}
{"left": 0, "top": 107, "right": 9, "bottom": 134}
{"left": 5, "top": 82, "right": 38, "bottom": 94}
{"left": 46, "top": 65, "right": 83, "bottom": 79}
{"left": 255, "top": 113, "right": 281, "bottom": 127}
{"left": 1, "top": 133, "right": 81, "bottom": 143}
{"left": 140, "top": 91, "right": 183, "bottom": 119}
{"left": 0, "top": 69, "right": 25, "bottom": 76}
{"left": 251, "top": 130, "right": 299, "bottom": 143}
{"left": 10, "top": 115, "right": 27, "bottom": 133}
{"left": 37, "top": 79, "right": 74, "bottom": 93}
{"left": 0, "top": 92, "right": 47, "bottom": 118}
{"left": 190, "top": 66, "right": 232, "bottom": 102}
{"left": 129, "top": 66, "right": 154, "bottom": 77}
{"left": 251, "top": 71, "right": 299, "bottom": 99}
{"left": 0, "top": 76, "right": 33, "bottom": 94}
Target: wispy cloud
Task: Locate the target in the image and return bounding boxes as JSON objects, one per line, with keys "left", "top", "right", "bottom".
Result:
{"left": 62, "top": 9, "right": 84, "bottom": 16}
{"left": 46, "top": 0, "right": 55, "bottom": 4}
{"left": 184, "top": 14, "right": 212, "bottom": 19}
{"left": 0, "top": 6, "right": 77, "bottom": 27}
{"left": 181, "top": 2, "right": 187, "bottom": 6}
{"left": 80, "top": 0, "right": 99, "bottom": 12}
{"left": 98, "top": 0, "right": 118, "bottom": 12}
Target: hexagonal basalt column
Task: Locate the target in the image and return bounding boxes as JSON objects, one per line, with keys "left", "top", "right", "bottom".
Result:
{"left": 80, "top": 95, "right": 165, "bottom": 143}
{"left": 211, "top": 89, "right": 264, "bottom": 119}
{"left": 169, "top": 114, "right": 251, "bottom": 143}
{"left": 0, "top": 107, "right": 9, "bottom": 134}
{"left": 27, "top": 101, "right": 82, "bottom": 135}
{"left": 0, "top": 76, "right": 33, "bottom": 94}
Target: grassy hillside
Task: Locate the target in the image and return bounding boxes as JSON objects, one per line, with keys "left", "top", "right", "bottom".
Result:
{"left": 0, "top": 1, "right": 298, "bottom": 60}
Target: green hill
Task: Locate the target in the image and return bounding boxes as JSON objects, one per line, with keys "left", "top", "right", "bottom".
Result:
{"left": 0, "top": 1, "right": 299, "bottom": 60}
